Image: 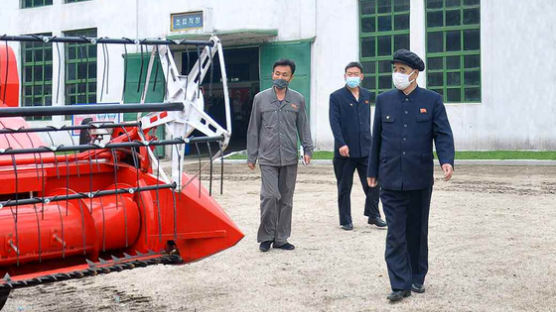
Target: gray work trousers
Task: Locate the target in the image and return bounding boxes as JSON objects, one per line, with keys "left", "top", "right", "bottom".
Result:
{"left": 257, "top": 164, "right": 298, "bottom": 245}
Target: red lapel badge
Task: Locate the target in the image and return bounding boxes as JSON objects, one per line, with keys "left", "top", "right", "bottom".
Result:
{"left": 420, "top": 108, "right": 427, "bottom": 113}
{"left": 291, "top": 103, "right": 298, "bottom": 109}
{"left": 365, "top": 100, "right": 369, "bottom": 104}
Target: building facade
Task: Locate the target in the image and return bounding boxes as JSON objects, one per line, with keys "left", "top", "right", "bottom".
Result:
{"left": 1, "top": 0, "right": 555, "bottom": 150}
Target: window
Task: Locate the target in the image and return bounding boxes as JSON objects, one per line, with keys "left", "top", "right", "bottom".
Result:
{"left": 359, "top": 0, "right": 410, "bottom": 101}
{"left": 425, "top": 0, "right": 481, "bottom": 102}
{"left": 21, "top": 33, "right": 53, "bottom": 120}
{"left": 64, "top": 28, "right": 97, "bottom": 106}
{"left": 65, "top": 0, "right": 90, "bottom": 3}
{"left": 21, "top": 0, "right": 52, "bottom": 8}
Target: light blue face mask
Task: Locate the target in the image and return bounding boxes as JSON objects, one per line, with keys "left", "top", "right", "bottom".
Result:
{"left": 346, "top": 76, "right": 361, "bottom": 88}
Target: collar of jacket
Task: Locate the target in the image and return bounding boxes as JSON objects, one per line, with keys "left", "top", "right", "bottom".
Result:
{"left": 271, "top": 87, "right": 293, "bottom": 104}
{"left": 343, "top": 85, "right": 365, "bottom": 102}
{"left": 397, "top": 85, "right": 421, "bottom": 101}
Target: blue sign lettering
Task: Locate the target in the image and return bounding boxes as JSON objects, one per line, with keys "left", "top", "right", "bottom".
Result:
{"left": 171, "top": 12, "right": 203, "bottom": 31}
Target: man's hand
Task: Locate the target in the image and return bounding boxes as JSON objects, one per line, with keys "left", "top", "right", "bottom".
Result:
{"left": 339, "top": 145, "right": 350, "bottom": 157}
{"left": 248, "top": 162, "right": 255, "bottom": 170}
{"left": 367, "top": 177, "right": 377, "bottom": 188}
{"left": 304, "top": 154, "right": 311, "bottom": 165}
{"left": 442, "top": 163, "right": 454, "bottom": 181}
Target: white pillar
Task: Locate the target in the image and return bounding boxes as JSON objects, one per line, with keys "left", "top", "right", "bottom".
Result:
{"left": 410, "top": 0, "right": 426, "bottom": 86}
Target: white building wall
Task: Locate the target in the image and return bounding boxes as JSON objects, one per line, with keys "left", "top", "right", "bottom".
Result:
{"left": 1, "top": 0, "right": 555, "bottom": 150}
{"left": 310, "top": 0, "right": 359, "bottom": 150}
{"left": 444, "top": 0, "right": 556, "bottom": 150}
{"left": 1, "top": 0, "right": 319, "bottom": 144}
{"left": 317, "top": 0, "right": 556, "bottom": 151}
{"left": 136, "top": 0, "right": 316, "bottom": 41}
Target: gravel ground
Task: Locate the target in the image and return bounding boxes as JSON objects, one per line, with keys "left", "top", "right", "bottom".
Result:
{"left": 4, "top": 164, "right": 556, "bottom": 312}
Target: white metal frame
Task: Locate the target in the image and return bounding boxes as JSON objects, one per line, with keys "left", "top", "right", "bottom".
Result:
{"left": 138, "top": 36, "right": 231, "bottom": 190}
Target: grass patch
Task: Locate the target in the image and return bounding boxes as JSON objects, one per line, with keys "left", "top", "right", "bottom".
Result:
{"left": 226, "top": 150, "right": 556, "bottom": 160}
{"left": 312, "top": 151, "right": 334, "bottom": 159}
{"left": 452, "top": 151, "right": 556, "bottom": 160}
{"left": 227, "top": 153, "right": 249, "bottom": 160}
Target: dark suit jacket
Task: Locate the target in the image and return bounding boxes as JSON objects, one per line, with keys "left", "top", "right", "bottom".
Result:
{"left": 329, "top": 86, "right": 373, "bottom": 158}
{"left": 367, "top": 87, "right": 455, "bottom": 191}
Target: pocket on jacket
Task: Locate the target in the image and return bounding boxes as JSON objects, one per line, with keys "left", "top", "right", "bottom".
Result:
{"left": 284, "top": 105, "right": 299, "bottom": 113}
{"left": 382, "top": 115, "right": 395, "bottom": 123}
{"left": 262, "top": 110, "right": 277, "bottom": 128}
{"left": 416, "top": 113, "right": 431, "bottom": 122}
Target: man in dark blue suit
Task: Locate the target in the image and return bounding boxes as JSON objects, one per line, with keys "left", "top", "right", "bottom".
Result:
{"left": 329, "top": 62, "right": 387, "bottom": 231}
{"left": 367, "top": 50, "right": 455, "bottom": 302}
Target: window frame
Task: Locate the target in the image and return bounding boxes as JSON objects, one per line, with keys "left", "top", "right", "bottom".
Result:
{"left": 63, "top": 28, "right": 97, "bottom": 108}
{"left": 20, "top": 0, "right": 53, "bottom": 9}
{"left": 359, "top": 0, "right": 411, "bottom": 101}
{"left": 425, "top": 0, "right": 481, "bottom": 103}
{"left": 21, "top": 32, "right": 53, "bottom": 121}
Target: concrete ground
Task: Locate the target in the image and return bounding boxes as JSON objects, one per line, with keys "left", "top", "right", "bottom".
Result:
{"left": 4, "top": 163, "right": 556, "bottom": 312}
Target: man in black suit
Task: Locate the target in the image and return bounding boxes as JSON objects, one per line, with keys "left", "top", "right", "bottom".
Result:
{"left": 367, "top": 50, "right": 455, "bottom": 302}
{"left": 329, "top": 62, "right": 387, "bottom": 231}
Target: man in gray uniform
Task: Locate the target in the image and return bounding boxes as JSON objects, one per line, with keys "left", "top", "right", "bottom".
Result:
{"left": 247, "top": 59, "right": 313, "bottom": 252}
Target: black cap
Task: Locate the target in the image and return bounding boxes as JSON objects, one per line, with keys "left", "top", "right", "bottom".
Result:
{"left": 391, "top": 49, "right": 425, "bottom": 71}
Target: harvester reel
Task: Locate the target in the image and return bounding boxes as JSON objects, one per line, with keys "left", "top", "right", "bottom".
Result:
{"left": 0, "top": 34, "right": 242, "bottom": 310}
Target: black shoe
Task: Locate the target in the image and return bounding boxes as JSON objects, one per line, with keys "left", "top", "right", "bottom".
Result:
{"left": 387, "top": 290, "right": 411, "bottom": 302}
{"left": 341, "top": 223, "right": 353, "bottom": 231}
{"left": 411, "top": 283, "right": 425, "bottom": 293}
{"left": 259, "top": 241, "right": 272, "bottom": 252}
{"left": 368, "top": 216, "right": 387, "bottom": 227}
{"left": 273, "top": 242, "right": 295, "bottom": 250}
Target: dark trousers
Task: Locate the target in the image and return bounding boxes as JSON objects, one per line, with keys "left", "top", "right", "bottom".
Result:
{"left": 333, "top": 156, "right": 380, "bottom": 226}
{"left": 380, "top": 187, "right": 433, "bottom": 291}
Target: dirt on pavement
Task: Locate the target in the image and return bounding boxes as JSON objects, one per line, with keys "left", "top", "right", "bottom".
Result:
{"left": 4, "top": 163, "right": 556, "bottom": 312}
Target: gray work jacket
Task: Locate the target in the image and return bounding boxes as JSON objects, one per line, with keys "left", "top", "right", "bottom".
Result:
{"left": 247, "top": 87, "right": 313, "bottom": 166}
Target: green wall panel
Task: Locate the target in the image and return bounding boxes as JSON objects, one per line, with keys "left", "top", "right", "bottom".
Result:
{"left": 259, "top": 40, "right": 312, "bottom": 115}
{"left": 123, "top": 53, "right": 166, "bottom": 156}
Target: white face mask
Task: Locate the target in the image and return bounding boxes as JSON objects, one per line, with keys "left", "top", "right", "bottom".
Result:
{"left": 392, "top": 71, "right": 415, "bottom": 90}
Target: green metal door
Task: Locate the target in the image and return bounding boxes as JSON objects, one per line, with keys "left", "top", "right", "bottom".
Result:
{"left": 259, "top": 39, "right": 313, "bottom": 115}
{"left": 123, "top": 53, "right": 166, "bottom": 156}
